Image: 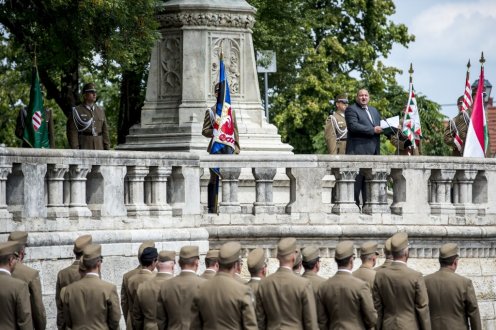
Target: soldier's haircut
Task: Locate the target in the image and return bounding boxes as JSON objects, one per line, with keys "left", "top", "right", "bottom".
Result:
{"left": 83, "top": 257, "right": 101, "bottom": 270}
{"left": 361, "top": 254, "right": 375, "bottom": 262}
{"left": 302, "top": 258, "right": 319, "bottom": 271}
{"left": 179, "top": 256, "right": 199, "bottom": 268}
{"left": 0, "top": 254, "right": 14, "bottom": 265}
{"left": 219, "top": 260, "right": 237, "bottom": 271}
{"left": 335, "top": 256, "right": 353, "bottom": 268}
{"left": 439, "top": 255, "right": 458, "bottom": 267}
{"left": 205, "top": 257, "right": 218, "bottom": 268}
{"left": 392, "top": 247, "right": 408, "bottom": 259}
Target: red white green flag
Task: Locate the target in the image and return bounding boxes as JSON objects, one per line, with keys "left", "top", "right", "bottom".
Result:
{"left": 23, "top": 66, "right": 49, "bottom": 148}
{"left": 402, "top": 82, "right": 422, "bottom": 146}
{"left": 463, "top": 64, "right": 488, "bottom": 158}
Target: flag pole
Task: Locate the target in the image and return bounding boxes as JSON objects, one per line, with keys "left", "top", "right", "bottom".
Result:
{"left": 408, "top": 63, "right": 413, "bottom": 84}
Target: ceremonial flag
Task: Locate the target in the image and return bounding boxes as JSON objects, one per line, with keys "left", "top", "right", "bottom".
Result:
{"left": 402, "top": 81, "right": 422, "bottom": 147}
{"left": 211, "top": 54, "right": 236, "bottom": 154}
{"left": 462, "top": 63, "right": 473, "bottom": 112}
{"left": 463, "top": 64, "right": 488, "bottom": 158}
{"left": 23, "top": 66, "right": 49, "bottom": 148}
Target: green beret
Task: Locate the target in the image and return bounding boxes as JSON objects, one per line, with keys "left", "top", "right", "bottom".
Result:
{"left": 391, "top": 233, "right": 409, "bottom": 252}
{"left": 440, "top": 243, "right": 459, "bottom": 259}
{"left": 158, "top": 250, "right": 176, "bottom": 262}
{"left": 8, "top": 231, "right": 28, "bottom": 245}
{"left": 0, "top": 241, "right": 19, "bottom": 257}
{"left": 277, "top": 237, "right": 297, "bottom": 257}
{"left": 247, "top": 248, "right": 265, "bottom": 271}
{"left": 180, "top": 245, "right": 199, "bottom": 259}
{"left": 73, "top": 235, "right": 92, "bottom": 254}
{"left": 359, "top": 241, "right": 379, "bottom": 256}
{"left": 138, "top": 241, "right": 155, "bottom": 257}
{"left": 335, "top": 241, "right": 355, "bottom": 260}
{"left": 302, "top": 246, "right": 320, "bottom": 262}
{"left": 219, "top": 242, "right": 241, "bottom": 264}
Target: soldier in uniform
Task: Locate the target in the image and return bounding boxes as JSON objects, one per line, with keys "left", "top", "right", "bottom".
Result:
{"left": 317, "top": 241, "right": 377, "bottom": 329}
{"left": 376, "top": 237, "right": 393, "bottom": 270}
{"left": 0, "top": 241, "right": 33, "bottom": 329}
{"left": 67, "top": 82, "right": 110, "bottom": 150}
{"left": 126, "top": 247, "right": 159, "bottom": 326}
{"left": 132, "top": 250, "right": 175, "bottom": 329}
{"left": 324, "top": 95, "right": 348, "bottom": 154}
{"left": 190, "top": 241, "right": 258, "bottom": 329}
{"left": 61, "top": 244, "right": 121, "bottom": 329}
{"left": 444, "top": 96, "right": 470, "bottom": 156}
{"left": 425, "top": 243, "right": 481, "bottom": 330}
{"left": 8, "top": 231, "right": 46, "bottom": 330}
{"left": 246, "top": 247, "right": 267, "bottom": 297}
{"left": 157, "top": 245, "right": 205, "bottom": 329}
{"left": 352, "top": 241, "right": 379, "bottom": 289}
{"left": 293, "top": 248, "right": 303, "bottom": 276}
{"left": 373, "top": 232, "right": 431, "bottom": 329}
{"left": 121, "top": 240, "right": 155, "bottom": 329}
{"left": 301, "top": 246, "right": 325, "bottom": 301}
{"left": 200, "top": 249, "right": 219, "bottom": 279}
{"left": 55, "top": 234, "right": 92, "bottom": 330}
{"left": 256, "top": 237, "right": 318, "bottom": 329}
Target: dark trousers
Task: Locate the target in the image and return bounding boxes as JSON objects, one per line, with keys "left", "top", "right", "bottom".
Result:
{"left": 207, "top": 145, "right": 234, "bottom": 213}
{"left": 354, "top": 174, "right": 367, "bottom": 207}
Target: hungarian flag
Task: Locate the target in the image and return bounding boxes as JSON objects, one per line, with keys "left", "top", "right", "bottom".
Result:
{"left": 23, "top": 67, "right": 49, "bottom": 148}
{"left": 211, "top": 55, "right": 236, "bottom": 154}
{"left": 402, "top": 82, "right": 422, "bottom": 146}
{"left": 461, "top": 71, "right": 473, "bottom": 112}
{"left": 463, "top": 65, "right": 488, "bottom": 158}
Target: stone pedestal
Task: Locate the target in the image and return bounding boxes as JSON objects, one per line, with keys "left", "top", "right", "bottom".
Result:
{"left": 219, "top": 168, "right": 242, "bottom": 214}
{"left": 69, "top": 165, "right": 92, "bottom": 218}
{"left": 116, "top": 0, "right": 292, "bottom": 154}
{"left": 46, "top": 164, "right": 69, "bottom": 218}
{"left": 331, "top": 169, "right": 359, "bottom": 214}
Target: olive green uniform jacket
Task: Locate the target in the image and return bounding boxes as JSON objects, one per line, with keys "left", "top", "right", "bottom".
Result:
{"left": 0, "top": 271, "right": 33, "bottom": 330}
{"left": 352, "top": 265, "right": 376, "bottom": 290}
{"left": 200, "top": 269, "right": 216, "bottom": 279}
{"left": 324, "top": 112, "right": 347, "bottom": 155}
{"left": 67, "top": 104, "right": 110, "bottom": 150}
{"left": 202, "top": 107, "right": 240, "bottom": 154}
{"left": 122, "top": 266, "right": 141, "bottom": 329}
{"left": 56, "top": 260, "right": 83, "bottom": 329}
{"left": 444, "top": 111, "right": 470, "bottom": 156}
{"left": 127, "top": 269, "right": 155, "bottom": 328}
{"left": 424, "top": 268, "right": 481, "bottom": 330}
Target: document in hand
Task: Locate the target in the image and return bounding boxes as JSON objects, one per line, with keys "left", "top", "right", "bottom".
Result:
{"left": 380, "top": 116, "right": 399, "bottom": 136}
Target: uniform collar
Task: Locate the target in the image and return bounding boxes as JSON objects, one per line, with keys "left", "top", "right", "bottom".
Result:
{"left": 0, "top": 268, "right": 11, "bottom": 276}
{"left": 250, "top": 277, "right": 262, "bottom": 281}
{"left": 337, "top": 269, "right": 352, "bottom": 274}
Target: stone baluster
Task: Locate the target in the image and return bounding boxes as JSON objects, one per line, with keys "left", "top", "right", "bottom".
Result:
{"left": 148, "top": 166, "right": 173, "bottom": 216}
{"left": 69, "top": 165, "right": 92, "bottom": 218}
{"left": 286, "top": 167, "right": 327, "bottom": 214}
{"left": 453, "top": 169, "right": 478, "bottom": 216}
{"left": 362, "top": 168, "right": 390, "bottom": 215}
{"left": 46, "top": 164, "right": 69, "bottom": 218}
{"left": 219, "top": 168, "right": 241, "bottom": 214}
{"left": 331, "top": 169, "right": 359, "bottom": 214}
{"left": 252, "top": 168, "right": 277, "bottom": 214}
{"left": 0, "top": 165, "right": 12, "bottom": 219}
{"left": 93, "top": 165, "right": 127, "bottom": 217}
{"left": 429, "top": 169, "right": 456, "bottom": 215}
{"left": 126, "top": 166, "right": 149, "bottom": 217}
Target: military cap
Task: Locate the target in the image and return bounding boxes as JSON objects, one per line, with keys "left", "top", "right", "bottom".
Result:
{"left": 8, "top": 231, "right": 28, "bottom": 245}
{"left": 219, "top": 242, "right": 242, "bottom": 264}
{"left": 247, "top": 248, "right": 265, "bottom": 272}
{"left": 73, "top": 234, "right": 92, "bottom": 254}
{"left": 82, "top": 83, "right": 97, "bottom": 93}
{"left": 302, "top": 246, "right": 320, "bottom": 262}
{"left": 335, "top": 241, "right": 355, "bottom": 260}
{"left": 180, "top": 245, "right": 199, "bottom": 259}
{"left": 294, "top": 248, "right": 302, "bottom": 267}
{"left": 0, "top": 241, "right": 20, "bottom": 256}
{"left": 83, "top": 244, "right": 102, "bottom": 261}
{"left": 384, "top": 237, "right": 392, "bottom": 254}
{"left": 440, "top": 243, "right": 459, "bottom": 259}
{"left": 158, "top": 250, "right": 176, "bottom": 262}
{"left": 277, "top": 237, "right": 297, "bottom": 257}
{"left": 140, "top": 247, "right": 158, "bottom": 262}
{"left": 391, "top": 232, "right": 409, "bottom": 252}
{"left": 138, "top": 241, "right": 155, "bottom": 257}
{"left": 359, "top": 241, "right": 379, "bottom": 256}
{"left": 205, "top": 249, "right": 220, "bottom": 260}
{"left": 335, "top": 94, "right": 349, "bottom": 104}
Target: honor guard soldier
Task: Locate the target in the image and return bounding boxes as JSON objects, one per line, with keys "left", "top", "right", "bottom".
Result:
{"left": 61, "top": 244, "right": 121, "bottom": 329}
{"left": 9, "top": 231, "right": 46, "bottom": 330}
{"left": 191, "top": 242, "right": 258, "bottom": 329}
{"left": 0, "top": 241, "right": 33, "bottom": 330}
{"left": 67, "top": 82, "right": 110, "bottom": 150}
{"left": 425, "top": 243, "right": 481, "bottom": 330}
{"left": 373, "top": 233, "right": 431, "bottom": 329}
{"left": 256, "top": 237, "right": 318, "bottom": 330}
{"left": 325, "top": 95, "right": 348, "bottom": 154}
{"left": 200, "top": 249, "right": 219, "bottom": 279}
{"left": 301, "top": 246, "right": 325, "bottom": 301}
{"left": 444, "top": 96, "right": 470, "bottom": 156}
{"left": 133, "top": 250, "right": 175, "bottom": 329}
{"left": 317, "top": 241, "right": 377, "bottom": 329}
{"left": 353, "top": 241, "right": 379, "bottom": 289}
{"left": 157, "top": 245, "right": 205, "bottom": 329}
{"left": 55, "top": 234, "right": 92, "bottom": 330}
{"left": 246, "top": 247, "right": 267, "bottom": 297}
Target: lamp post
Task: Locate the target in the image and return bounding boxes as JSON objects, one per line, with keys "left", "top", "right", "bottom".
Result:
{"left": 471, "top": 79, "right": 492, "bottom": 105}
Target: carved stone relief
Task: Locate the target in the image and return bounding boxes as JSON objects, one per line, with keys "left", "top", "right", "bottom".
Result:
{"left": 210, "top": 36, "right": 241, "bottom": 96}
{"left": 160, "top": 34, "right": 182, "bottom": 98}
{"left": 158, "top": 11, "right": 255, "bottom": 29}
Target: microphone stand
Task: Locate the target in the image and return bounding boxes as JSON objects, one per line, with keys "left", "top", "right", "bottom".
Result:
{"left": 382, "top": 117, "right": 400, "bottom": 155}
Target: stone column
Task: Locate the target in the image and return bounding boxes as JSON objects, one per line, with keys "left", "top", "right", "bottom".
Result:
{"left": 0, "top": 165, "right": 12, "bottom": 219}
{"left": 430, "top": 169, "right": 456, "bottom": 215}
{"left": 331, "top": 169, "right": 360, "bottom": 214}
{"left": 69, "top": 165, "right": 92, "bottom": 218}
{"left": 95, "top": 166, "right": 127, "bottom": 217}
{"left": 453, "top": 169, "right": 478, "bottom": 216}
{"left": 21, "top": 163, "right": 48, "bottom": 219}
{"left": 46, "top": 164, "right": 69, "bottom": 219}
{"left": 219, "top": 168, "right": 241, "bottom": 214}
{"left": 148, "top": 166, "right": 173, "bottom": 216}
{"left": 252, "top": 168, "right": 277, "bottom": 214}
{"left": 126, "top": 166, "right": 149, "bottom": 217}
{"left": 362, "top": 168, "right": 390, "bottom": 215}
{"left": 286, "top": 167, "right": 327, "bottom": 214}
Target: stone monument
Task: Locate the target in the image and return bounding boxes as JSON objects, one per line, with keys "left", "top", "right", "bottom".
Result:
{"left": 117, "top": 0, "right": 293, "bottom": 154}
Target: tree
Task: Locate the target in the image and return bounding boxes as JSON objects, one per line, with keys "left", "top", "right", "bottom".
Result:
{"left": 248, "top": 0, "right": 441, "bottom": 154}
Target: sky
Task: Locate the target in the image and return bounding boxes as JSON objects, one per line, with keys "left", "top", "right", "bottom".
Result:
{"left": 384, "top": 0, "right": 496, "bottom": 118}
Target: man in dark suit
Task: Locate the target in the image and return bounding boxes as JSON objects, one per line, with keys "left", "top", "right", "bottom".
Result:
{"left": 345, "top": 89, "right": 383, "bottom": 208}
{"left": 425, "top": 243, "right": 481, "bottom": 330}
